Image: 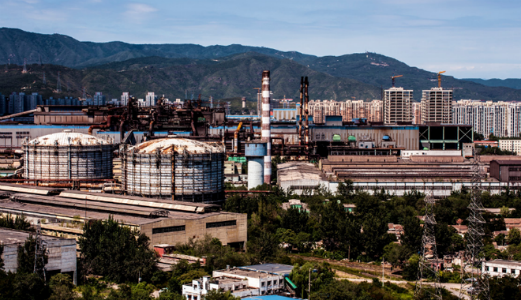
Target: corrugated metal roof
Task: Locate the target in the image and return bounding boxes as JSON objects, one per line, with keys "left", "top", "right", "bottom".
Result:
{"left": 129, "top": 138, "right": 224, "bottom": 154}
{"left": 24, "top": 130, "right": 113, "bottom": 146}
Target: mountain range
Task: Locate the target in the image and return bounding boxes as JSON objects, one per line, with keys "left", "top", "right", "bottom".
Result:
{"left": 1, "top": 27, "right": 521, "bottom": 103}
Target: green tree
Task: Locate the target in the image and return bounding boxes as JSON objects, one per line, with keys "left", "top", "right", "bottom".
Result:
{"left": 49, "top": 273, "right": 76, "bottom": 300}
{"left": 509, "top": 228, "right": 521, "bottom": 245}
{"left": 17, "top": 235, "right": 48, "bottom": 275}
{"left": 337, "top": 179, "right": 354, "bottom": 198}
{"left": 79, "top": 216, "right": 157, "bottom": 283}
{"left": 383, "top": 243, "right": 410, "bottom": 268}
{"left": 12, "top": 272, "right": 51, "bottom": 300}
{"left": 289, "top": 262, "right": 335, "bottom": 299}
{"left": 204, "top": 289, "right": 240, "bottom": 300}
{"left": 401, "top": 215, "right": 423, "bottom": 254}
{"left": 0, "top": 213, "right": 32, "bottom": 231}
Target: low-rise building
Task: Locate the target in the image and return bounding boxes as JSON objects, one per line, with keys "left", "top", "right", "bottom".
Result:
{"left": 499, "top": 139, "right": 521, "bottom": 155}
{"left": 0, "top": 228, "right": 77, "bottom": 284}
{"left": 504, "top": 218, "right": 521, "bottom": 231}
{"left": 387, "top": 223, "right": 404, "bottom": 238}
{"left": 483, "top": 259, "right": 521, "bottom": 277}
{"left": 182, "top": 264, "right": 294, "bottom": 300}
{"left": 281, "top": 199, "right": 309, "bottom": 213}
{"left": 451, "top": 225, "right": 468, "bottom": 237}
{"left": 490, "top": 160, "right": 521, "bottom": 182}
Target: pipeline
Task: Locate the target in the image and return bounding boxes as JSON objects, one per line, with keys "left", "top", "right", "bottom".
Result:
{"left": 234, "top": 122, "right": 243, "bottom": 153}
{"left": 88, "top": 115, "right": 119, "bottom": 135}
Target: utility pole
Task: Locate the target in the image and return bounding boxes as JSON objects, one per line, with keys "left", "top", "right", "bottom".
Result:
{"left": 382, "top": 258, "right": 385, "bottom": 287}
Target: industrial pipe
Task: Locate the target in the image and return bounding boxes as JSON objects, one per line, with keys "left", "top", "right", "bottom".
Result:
{"left": 234, "top": 122, "right": 243, "bottom": 153}
{"left": 261, "top": 70, "right": 272, "bottom": 184}
{"left": 88, "top": 115, "right": 119, "bottom": 135}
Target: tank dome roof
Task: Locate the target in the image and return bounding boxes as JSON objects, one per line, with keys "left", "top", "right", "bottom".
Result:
{"left": 348, "top": 135, "right": 357, "bottom": 142}
{"left": 129, "top": 138, "right": 224, "bottom": 154}
{"left": 24, "top": 130, "right": 112, "bottom": 146}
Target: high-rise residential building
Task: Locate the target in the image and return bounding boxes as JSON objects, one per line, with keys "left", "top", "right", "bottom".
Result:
{"left": 452, "top": 100, "right": 521, "bottom": 137}
{"left": 93, "top": 92, "right": 106, "bottom": 106}
{"left": 10, "top": 92, "right": 25, "bottom": 114}
{"left": 26, "top": 93, "right": 42, "bottom": 110}
{"left": 420, "top": 87, "right": 453, "bottom": 123}
{"left": 145, "top": 92, "right": 157, "bottom": 107}
{"left": 0, "top": 93, "right": 5, "bottom": 116}
{"left": 308, "top": 99, "right": 383, "bottom": 123}
{"left": 121, "top": 92, "right": 130, "bottom": 106}
{"left": 384, "top": 87, "right": 413, "bottom": 124}
{"left": 412, "top": 102, "right": 422, "bottom": 124}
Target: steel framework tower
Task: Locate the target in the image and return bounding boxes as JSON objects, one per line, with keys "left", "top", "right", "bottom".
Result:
{"left": 415, "top": 192, "right": 442, "bottom": 300}
{"left": 33, "top": 220, "right": 47, "bottom": 281}
{"left": 459, "top": 157, "right": 490, "bottom": 300}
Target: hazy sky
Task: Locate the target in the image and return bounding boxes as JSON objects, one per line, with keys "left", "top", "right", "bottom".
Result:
{"left": 1, "top": 0, "right": 520, "bottom": 79}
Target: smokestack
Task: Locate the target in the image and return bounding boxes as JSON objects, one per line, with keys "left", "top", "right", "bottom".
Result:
{"left": 242, "top": 97, "right": 246, "bottom": 108}
{"left": 261, "top": 70, "right": 271, "bottom": 184}
{"left": 304, "top": 77, "right": 309, "bottom": 150}
{"left": 299, "top": 77, "right": 303, "bottom": 146}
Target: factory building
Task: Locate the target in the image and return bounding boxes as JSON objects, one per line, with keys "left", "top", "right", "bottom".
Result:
{"left": 384, "top": 87, "right": 413, "bottom": 124}
{"left": 0, "top": 228, "right": 77, "bottom": 284}
{"left": 0, "top": 184, "right": 247, "bottom": 249}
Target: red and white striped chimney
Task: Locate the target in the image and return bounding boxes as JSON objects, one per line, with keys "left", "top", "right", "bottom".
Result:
{"left": 261, "top": 70, "right": 271, "bottom": 184}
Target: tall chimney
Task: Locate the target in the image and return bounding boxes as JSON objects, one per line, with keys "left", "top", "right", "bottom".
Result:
{"left": 299, "top": 77, "right": 303, "bottom": 146}
{"left": 304, "top": 77, "right": 309, "bottom": 151}
{"left": 261, "top": 71, "right": 271, "bottom": 184}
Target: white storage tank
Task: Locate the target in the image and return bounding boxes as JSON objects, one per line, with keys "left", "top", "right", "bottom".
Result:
{"left": 123, "top": 138, "right": 225, "bottom": 203}
{"left": 245, "top": 142, "right": 267, "bottom": 190}
{"left": 22, "top": 130, "right": 113, "bottom": 180}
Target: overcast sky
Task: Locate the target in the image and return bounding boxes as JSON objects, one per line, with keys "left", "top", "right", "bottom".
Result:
{"left": 1, "top": 0, "right": 520, "bottom": 79}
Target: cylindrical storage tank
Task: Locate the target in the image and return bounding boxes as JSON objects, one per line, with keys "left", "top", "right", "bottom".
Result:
{"left": 22, "top": 130, "right": 113, "bottom": 180}
{"left": 123, "top": 138, "right": 225, "bottom": 203}
{"left": 245, "top": 142, "right": 267, "bottom": 190}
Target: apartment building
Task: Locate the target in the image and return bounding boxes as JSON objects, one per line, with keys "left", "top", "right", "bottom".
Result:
{"left": 421, "top": 88, "right": 453, "bottom": 124}
{"left": 452, "top": 100, "right": 521, "bottom": 137}
{"left": 384, "top": 87, "right": 413, "bottom": 124}
{"left": 309, "top": 99, "right": 383, "bottom": 124}
{"left": 499, "top": 139, "right": 521, "bottom": 155}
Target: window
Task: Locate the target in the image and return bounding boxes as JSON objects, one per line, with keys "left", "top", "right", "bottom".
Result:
{"left": 503, "top": 268, "right": 507, "bottom": 273}
{"left": 267, "top": 281, "right": 271, "bottom": 286}
{"left": 152, "top": 225, "right": 185, "bottom": 234}
{"left": 494, "top": 267, "right": 498, "bottom": 272}
{"left": 262, "top": 282, "right": 265, "bottom": 287}
{"left": 486, "top": 266, "right": 489, "bottom": 271}
{"left": 206, "top": 220, "right": 237, "bottom": 228}
{"left": 512, "top": 269, "right": 516, "bottom": 274}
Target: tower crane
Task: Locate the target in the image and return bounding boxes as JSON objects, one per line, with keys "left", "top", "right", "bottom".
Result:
{"left": 391, "top": 75, "right": 403, "bottom": 87}
{"left": 437, "top": 71, "right": 446, "bottom": 88}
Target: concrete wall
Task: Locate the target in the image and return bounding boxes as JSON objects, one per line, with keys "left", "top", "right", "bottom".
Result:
{"left": 2, "top": 237, "right": 77, "bottom": 284}
{"left": 140, "top": 213, "right": 247, "bottom": 248}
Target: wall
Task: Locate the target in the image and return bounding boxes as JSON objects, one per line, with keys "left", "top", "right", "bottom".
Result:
{"left": 140, "top": 213, "right": 247, "bottom": 248}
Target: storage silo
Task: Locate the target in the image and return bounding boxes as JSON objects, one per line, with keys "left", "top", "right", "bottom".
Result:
{"left": 123, "top": 138, "right": 225, "bottom": 203}
{"left": 23, "top": 130, "right": 113, "bottom": 180}
{"left": 245, "top": 142, "right": 267, "bottom": 190}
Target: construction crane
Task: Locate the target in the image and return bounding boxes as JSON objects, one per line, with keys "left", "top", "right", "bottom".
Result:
{"left": 391, "top": 75, "right": 403, "bottom": 87}
{"left": 437, "top": 71, "right": 446, "bottom": 88}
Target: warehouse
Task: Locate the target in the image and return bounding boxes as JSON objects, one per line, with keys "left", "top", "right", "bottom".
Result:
{"left": 0, "top": 184, "right": 247, "bottom": 249}
{"left": 0, "top": 228, "right": 77, "bottom": 284}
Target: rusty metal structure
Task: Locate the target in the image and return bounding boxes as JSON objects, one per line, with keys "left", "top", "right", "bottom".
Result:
{"left": 122, "top": 138, "right": 225, "bottom": 203}
{"left": 22, "top": 130, "right": 113, "bottom": 181}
